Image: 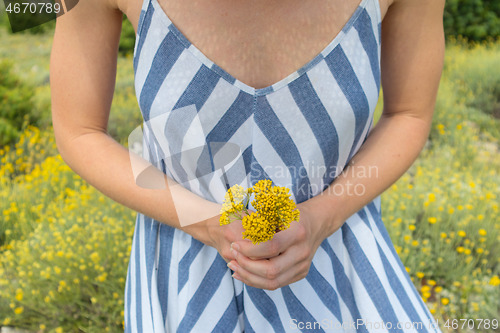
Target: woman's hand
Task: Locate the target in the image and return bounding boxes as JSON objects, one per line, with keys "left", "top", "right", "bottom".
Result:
{"left": 208, "top": 216, "right": 247, "bottom": 263}
{"left": 226, "top": 201, "right": 341, "bottom": 290}
{"left": 182, "top": 212, "right": 249, "bottom": 263}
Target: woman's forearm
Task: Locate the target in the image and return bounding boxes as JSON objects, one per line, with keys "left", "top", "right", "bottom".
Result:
{"left": 308, "top": 111, "right": 432, "bottom": 236}
{"left": 55, "top": 129, "right": 221, "bottom": 245}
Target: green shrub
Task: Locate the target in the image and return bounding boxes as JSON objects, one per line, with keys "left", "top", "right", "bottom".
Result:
{"left": 444, "top": 0, "right": 500, "bottom": 41}
{"left": 0, "top": 59, "right": 36, "bottom": 146}
{"left": 444, "top": 39, "right": 500, "bottom": 120}
{"left": 119, "top": 16, "right": 136, "bottom": 56}
{"left": 0, "top": 118, "right": 19, "bottom": 146}
{"left": 0, "top": 5, "right": 8, "bottom": 31}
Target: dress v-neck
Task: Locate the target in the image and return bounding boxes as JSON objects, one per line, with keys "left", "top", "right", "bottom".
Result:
{"left": 149, "top": 0, "right": 374, "bottom": 95}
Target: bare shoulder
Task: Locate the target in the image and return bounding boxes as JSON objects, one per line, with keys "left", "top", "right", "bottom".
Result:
{"left": 381, "top": 0, "right": 446, "bottom": 36}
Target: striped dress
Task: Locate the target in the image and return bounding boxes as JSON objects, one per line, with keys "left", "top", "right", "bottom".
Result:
{"left": 125, "top": 0, "right": 441, "bottom": 331}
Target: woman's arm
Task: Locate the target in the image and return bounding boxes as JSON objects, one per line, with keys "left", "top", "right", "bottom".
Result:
{"left": 228, "top": 0, "right": 446, "bottom": 290}
{"left": 50, "top": 0, "right": 242, "bottom": 259}
{"left": 308, "top": 0, "right": 447, "bottom": 238}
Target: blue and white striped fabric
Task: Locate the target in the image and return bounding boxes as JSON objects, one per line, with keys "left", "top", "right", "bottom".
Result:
{"left": 124, "top": 0, "right": 441, "bottom": 331}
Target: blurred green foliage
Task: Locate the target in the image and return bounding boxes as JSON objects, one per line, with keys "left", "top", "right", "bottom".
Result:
{"left": 444, "top": 0, "right": 500, "bottom": 41}
{"left": 443, "top": 38, "right": 500, "bottom": 123}
{"left": 119, "top": 15, "right": 136, "bottom": 56}
{"left": 0, "top": 60, "right": 36, "bottom": 146}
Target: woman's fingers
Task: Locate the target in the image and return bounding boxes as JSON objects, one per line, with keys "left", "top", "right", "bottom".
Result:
{"left": 228, "top": 244, "right": 311, "bottom": 288}
{"left": 231, "top": 238, "right": 283, "bottom": 260}
{"left": 213, "top": 218, "right": 247, "bottom": 263}
{"left": 231, "top": 248, "right": 288, "bottom": 279}
{"left": 228, "top": 255, "right": 308, "bottom": 290}
{"left": 233, "top": 221, "right": 306, "bottom": 260}
{"left": 225, "top": 206, "right": 320, "bottom": 289}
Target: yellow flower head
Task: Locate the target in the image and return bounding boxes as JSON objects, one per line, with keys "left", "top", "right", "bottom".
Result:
{"left": 219, "top": 184, "right": 251, "bottom": 225}
{"left": 489, "top": 276, "right": 500, "bottom": 286}
{"left": 220, "top": 180, "right": 300, "bottom": 244}
{"left": 220, "top": 184, "right": 248, "bottom": 214}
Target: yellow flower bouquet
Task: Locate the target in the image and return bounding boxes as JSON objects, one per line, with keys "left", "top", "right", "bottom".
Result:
{"left": 219, "top": 179, "right": 300, "bottom": 244}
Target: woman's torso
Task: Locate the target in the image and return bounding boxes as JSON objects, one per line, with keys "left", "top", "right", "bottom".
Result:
{"left": 118, "top": 0, "right": 392, "bottom": 90}
{"left": 123, "top": 0, "right": 444, "bottom": 331}
{"left": 129, "top": 0, "right": 384, "bottom": 205}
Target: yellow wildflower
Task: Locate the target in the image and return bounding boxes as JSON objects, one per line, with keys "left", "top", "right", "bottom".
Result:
{"left": 90, "top": 252, "right": 99, "bottom": 262}
{"left": 220, "top": 180, "right": 300, "bottom": 244}
{"left": 489, "top": 276, "right": 500, "bottom": 286}
{"left": 15, "top": 289, "right": 23, "bottom": 301}
{"left": 97, "top": 273, "right": 108, "bottom": 282}
{"left": 219, "top": 184, "right": 251, "bottom": 225}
